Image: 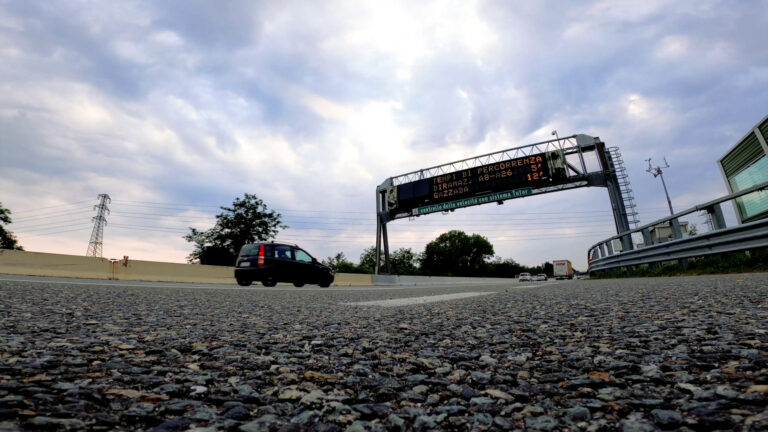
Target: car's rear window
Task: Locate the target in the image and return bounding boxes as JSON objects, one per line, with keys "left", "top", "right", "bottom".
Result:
{"left": 240, "top": 244, "right": 262, "bottom": 256}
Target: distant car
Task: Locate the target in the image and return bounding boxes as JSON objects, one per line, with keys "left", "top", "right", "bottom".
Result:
{"left": 535, "top": 274, "right": 548, "bottom": 281}
{"left": 234, "top": 242, "right": 334, "bottom": 288}
{"left": 519, "top": 272, "right": 532, "bottom": 282}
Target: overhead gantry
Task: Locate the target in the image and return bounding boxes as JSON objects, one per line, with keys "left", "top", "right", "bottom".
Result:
{"left": 375, "top": 134, "right": 635, "bottom": 274}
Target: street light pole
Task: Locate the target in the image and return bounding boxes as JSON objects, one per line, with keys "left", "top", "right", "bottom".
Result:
{"left": 646, "top": 157, "right": 674, "bottom": 216}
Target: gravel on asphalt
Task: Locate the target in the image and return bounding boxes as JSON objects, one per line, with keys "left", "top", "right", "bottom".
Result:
{"left": 1, "top": 274, "right": 767, "bottom": 431}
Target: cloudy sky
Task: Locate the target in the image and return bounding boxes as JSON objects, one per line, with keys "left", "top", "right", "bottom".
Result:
{"left": 1, "top": 0, "right": 767, "bottom": 270}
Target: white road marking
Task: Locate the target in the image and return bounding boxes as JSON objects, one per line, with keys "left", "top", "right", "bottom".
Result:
{"left": 346, "top": 291, "right": 497, "bottom": 307}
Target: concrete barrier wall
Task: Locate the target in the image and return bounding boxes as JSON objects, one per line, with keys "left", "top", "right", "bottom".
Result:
{"left": 334, "top": 273, "right": 374, "bottom": 286}
{"left": 0, "top": 250, "right": 508, "bottom": 286}
{"left": 0, "top": 249, "right": 234, "bottom": 283}
{"left": 0, "top": 249, "right": 109, "bottom": 279}
{"left": 374, "top": 274, "right": 513, "bottom": 286}
{"left": 0, "top": 249, "right": 373, "bottom": 286}
{"left": 116, "top": 258, "right": 233, "bottom": 284}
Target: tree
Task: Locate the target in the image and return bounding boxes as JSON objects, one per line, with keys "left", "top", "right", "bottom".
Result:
{"left": 323, "top": 252, "right": 347, "bottom": 269}
{"left": 356, "top": 246, "right": 419, "bottom": 275}
{"left": 0, "top": 203, "right": 23, "bottom": 250}
{"left": 485, "top": 257, "right": 525, "bottom": 278}
{"left": 358, "top": 246, "right": 377, "bottom": 273}
{"left": 323, "top": 252, "right": 365, "bottom": 273}
{"left": 391, "top": 248, "right": 419, "bottom": 275}
{"left": 542, "top": 261, "right": 554, "bottom": 276}
{"left": 420, "top": 230, "right": 494, "bottom": 276}
{"left": 184, "top": 194, "right": 286, "bottom": 265}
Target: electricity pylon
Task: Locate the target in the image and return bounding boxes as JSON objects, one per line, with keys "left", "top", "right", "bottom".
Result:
{"left": 86, "top": 194, "right": 111, "bottom": 257}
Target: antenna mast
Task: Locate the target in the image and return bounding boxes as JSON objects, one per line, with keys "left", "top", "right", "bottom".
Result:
{"left": 86, "top": 193, "right": 111, "bottom": 257}
{"left": 646, "top": 157, "right": 674, "bottom": 216}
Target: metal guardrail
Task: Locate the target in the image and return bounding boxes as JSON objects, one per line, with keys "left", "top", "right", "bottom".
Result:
{"left": 588, "top": 181, "right": 768, "bottom": 273}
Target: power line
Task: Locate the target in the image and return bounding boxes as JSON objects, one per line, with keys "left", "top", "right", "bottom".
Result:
{"left": 284, "top": 226, "right": 577, "bottom": 232}
{"left": 275, "top": 231, "right": 615, "bottom": 244}
{"left": 110, "top": 214, "right": 215, "bottom": 224}
{"left": 111, "top": 199, "right": 371, "bottom": 214}
{"left": 109, "top": 223, "right": 189, "bottom": 233}
{"left": 94, "top": 219, "right": 616, "bottom": 240}
{"left": 103, "top": 208, "right": 645, "bottom": 226}
{"left": 110, "top": 209, "right": 215, "bottom": 218}
{"left": 98, "top": 220, "right": 627, "bottom": 233}
{"left": 15, "top": 211, "right": 669, "bottom": 238}
{"left": 12, "top": 208, "right": 93, "bottom": 223}
{"left": 19, "top": 197, "right": 672, "bottom": 217}
{"left": 12, "top": 200, "right": 93, "bottom": 214}
{"left": 53, "top": 212, "right": 634, "bottom": 233}
{"left": 18, "top": 227, "right": 92, "bottom": 238}
{"left": 103, "top": 212, "right": 663, "bottom": 223}
{"left": 12, "top": 212, "right": 635, "bottom": 230}
{"left": 110, "top": 198, "right": 670, "bottom": 216}
{"left": 276, "top": 230, "right": 614, "bottom": 241}
{"left": 282, "top": 217, "right": 621, "bottom": 225}
{"left": 9, "top": 196, "right": 671, "bottom": 253}
{"left": 14, "top": 223, "right": 93, "bottom": 234}
{"left": 11, "top": 218, "right": 93, "bottom": 230}
{"left": 110, "top": 202, "right": 221, "bottom": 211}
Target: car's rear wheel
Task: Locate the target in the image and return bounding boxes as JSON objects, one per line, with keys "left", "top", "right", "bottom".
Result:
{"left": 236, "top": 278, "right": 252, "bottom": 286}
{"left": 262, "top": 277, "right": 276, "bottom": 287}
{"left": 293, "top": 282, "right": 305, "bottom": 287}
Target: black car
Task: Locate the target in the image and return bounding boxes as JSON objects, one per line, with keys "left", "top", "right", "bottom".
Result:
{"left": 234, "top": 242, "right": 334, "bottom": 288}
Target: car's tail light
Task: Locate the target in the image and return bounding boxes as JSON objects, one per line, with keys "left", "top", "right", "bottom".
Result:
{"left": 257, "top": 244, "right": 265, "bottom": 266}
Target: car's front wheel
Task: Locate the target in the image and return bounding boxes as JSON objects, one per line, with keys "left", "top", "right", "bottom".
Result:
{"left": 236, "top": 278, "right": 252, "bottom": 287}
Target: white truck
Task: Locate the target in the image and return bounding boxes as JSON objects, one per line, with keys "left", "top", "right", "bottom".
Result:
{"left": 553, "top": 260, "right": 574, "bottom": 280}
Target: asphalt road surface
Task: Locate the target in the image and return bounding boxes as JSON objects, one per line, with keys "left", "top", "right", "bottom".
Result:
{"left": 1, "top": 273, "right": 767, "bottom": 431}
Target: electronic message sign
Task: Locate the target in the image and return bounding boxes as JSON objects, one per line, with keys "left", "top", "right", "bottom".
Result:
{"left": 390, "top": 150, "right": 565, "bottom": 214}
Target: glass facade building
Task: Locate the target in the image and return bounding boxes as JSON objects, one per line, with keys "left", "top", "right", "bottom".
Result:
{"left": 718, "top": 114, "right": 768, "bottom": 223}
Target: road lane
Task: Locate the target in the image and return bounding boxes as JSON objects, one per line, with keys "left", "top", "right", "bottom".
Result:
{"left": 3, "top": 273, "right": 764, "bottom": 430}
{"left": 0, "top": 273, "right": 552, "bottom": 294}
